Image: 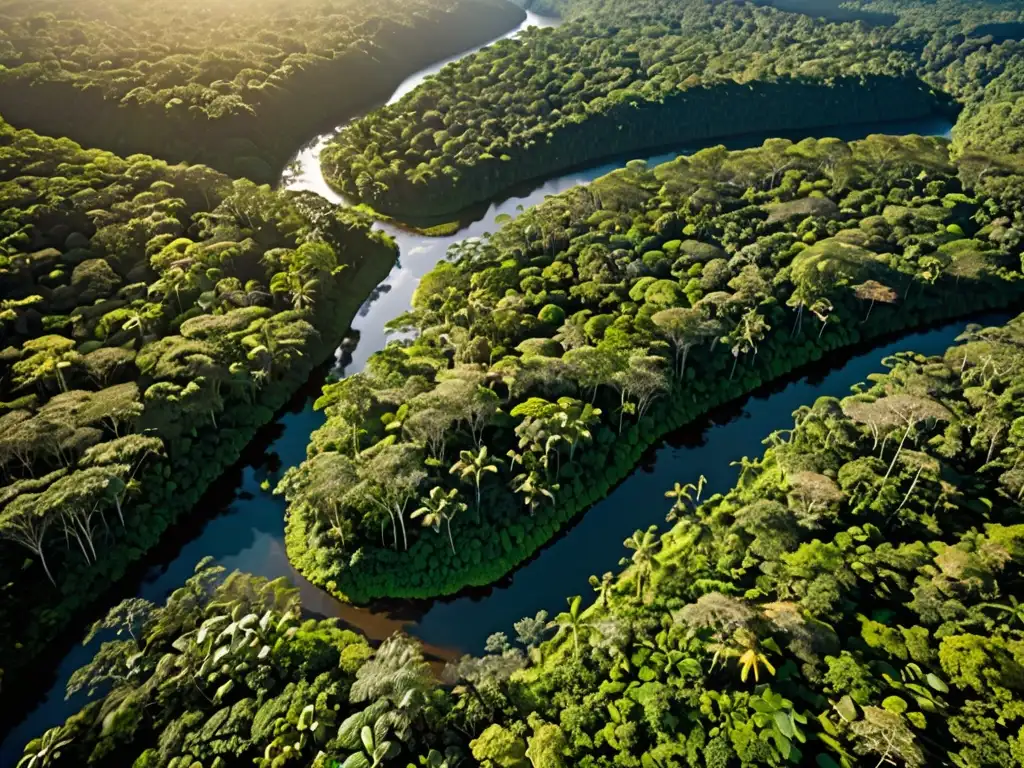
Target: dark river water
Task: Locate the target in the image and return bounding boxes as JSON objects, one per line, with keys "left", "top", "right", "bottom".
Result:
{"left": 756, "top": 0, "right": 898, "bottom": 26}
{"left": 0, "top": 8, "right": 971, "bottom": 765}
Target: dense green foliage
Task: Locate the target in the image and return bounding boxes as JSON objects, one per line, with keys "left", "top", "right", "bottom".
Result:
{"left": 320, "top": 0, "right": 1024, "bottom": 221}
{"left": 282, "top": 132, "right": 1024, "bottom": 604}
{"left": 0, "top": 115, "right": 396, "bottom": 689}
{"left": 434, "top": 311, "right": 1024, "bottom": 768}
{"left": 11, "top": 0, "right": 1024, "bottom": 764}
{"left": 30, "top": 312, "right": 1024, "bottom": 767}
{"left": 17, "top": 561, "right": 460, "bottom": 768}
{"left": 322, "top": 0, "right": 953, "bottom": 219}
{"left": 0, "top": 0, "right": 525, "bottom": 181}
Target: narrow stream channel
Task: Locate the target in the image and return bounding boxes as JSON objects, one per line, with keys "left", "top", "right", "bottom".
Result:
{"left": 0, "top": 9, "right": 967, "bottom": 763}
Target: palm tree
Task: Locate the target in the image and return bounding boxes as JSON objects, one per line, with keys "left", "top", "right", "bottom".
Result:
{"left": 289, "top": 276, "right": 318, "bottom": 311}
{"left": 563, "top": 402, "right": 602, "bottom": 462}
{"left": 620, "top": 525, "right": 661, "bottom": 601}
{"left": 270, "top": 271, "right": 318, "bottom": 311}
{"left": 543, "top": 430, "right": 566, "bottom": 476}
{"left": 547, "top": 595, "right": 588, "bottom": 660}
{"left": 695, "top": 474, "right": 708, "bottom": 503}
{"left": 17, "top": 725, "right": 74, "bottom": 767}
{"left": 730, "top": 456, "right": 761, "bottom": 488}
{"left": 589, "top": 572, "right": 614, "bottom": 608}
{"left": 450, "top": 446, "right": 500, "bottom": 521}
{"left": 440, "top": 499, "right": 464, "bottom": 555}
{"left": 512, "top": 470, "right": 558, "bottom": 516}
{"left": 810, "top": 297, "right": 834, "bottom": 339}
{"left": 665, "top": 481, "right": 695, "bottom": 522}
{"left": 411, "top": 488, "right": 446, "bottom": 532}
{"left": 411, "top": 487, "right": 465, "bottom": 554}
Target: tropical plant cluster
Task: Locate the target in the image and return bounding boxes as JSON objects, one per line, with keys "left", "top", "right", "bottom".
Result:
{"left": 26, "top": 311, "right": 1024, "bottom": 767}
{"left": 0, "top": 114, "right": 396, "bottom": 692}
{"left": 442, "top": 311, "right": 1024, "bottom": 768}
{"left": 943, "top": 33, "right": 1024, "bottom": 159}
{"left": 16, "top": 560, "right": 461, "bottom": 768}
{"left": 0, "top": 0, "right": 525, "bottom": 181}
{"left": 281, "top": 132, "right": 1024, "bottom": 606}
{"left": 322, "top": 0, "right": 959, "bottom": 219}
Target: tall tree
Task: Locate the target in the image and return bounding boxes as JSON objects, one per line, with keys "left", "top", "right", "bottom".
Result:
{"left": 547, "top": 595, "right": 588, "bottom": 661}
{"left": 651, "top": 307, "right": 707, "bottom": 379}
{"left": 620, "top": 525, "right": 661, "bottom": 601}
{"left": 611, "top": 354, "right": 668, "bottom": 434}
{"left": 450, "top": 446, "right": 501, "bottom": 519}
{"left": 853, "top": 279, "right": 898, "bottom": 322}
{"left": 0, "top": 492, "right": 56, "bottom": 586}
{"left": 412, "top": 486, "right": 466, "bottom": 554}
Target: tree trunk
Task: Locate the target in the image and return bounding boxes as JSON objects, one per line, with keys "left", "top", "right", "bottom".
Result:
{"left": 863, "top": 298, "right": 875, "bottom": 323}
{"left": 446, "top": 517, "right": 456, "bottom": 554}
{"left": 386, "top": 509, "right": 398, "bottom": 549}
{"left": 881, "top": 422, "right": 914, "bottom": 486}
{"left": 37, "top": 546, "right": 56, "bottom": 587}
{"left": 65, "top": 518, "right": 91, "bottom": 563}
{"left": 396, "top": 506, "right": 407, "bottom": 551}
{"left": 893, "top": 466, "right": 924, "bottom": 516}
{"left": 987, "top": 429, "right": 1002, "bottom": 463}
{"left": 79, "top": 516, "right": 98, "bottom": 562}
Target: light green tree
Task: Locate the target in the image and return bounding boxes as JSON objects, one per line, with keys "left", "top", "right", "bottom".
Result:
{"left": 412, "top": 486, "right": 466, "bottom": 554}
{"left": 620, "top": 525, "right": 661, "bottom": 601}
{"left": 451, "top": 445, "right": 501, "bottom": 519}
{"left": 547, "top": 595, "right": 588, "bottom": 660}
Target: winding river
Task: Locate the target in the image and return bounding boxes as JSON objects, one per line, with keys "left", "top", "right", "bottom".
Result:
{"left": 0, "top": 9, "right": 976, "bottom": 764}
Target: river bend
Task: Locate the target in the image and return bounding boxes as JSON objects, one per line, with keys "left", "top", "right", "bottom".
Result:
{"left": 0, "top": 8, "right": 968, "bottom": 762}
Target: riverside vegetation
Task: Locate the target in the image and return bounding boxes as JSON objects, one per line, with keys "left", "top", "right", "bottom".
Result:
{"left": 448, "top": 312, "right": 1024, "bottom": 768}
{"left": 7, "top": 0, "right": 1024, "bottom": 764}
{"left": 21, "top": 313, "right": 1024, "bottom": 767}
{"left": 0, "top": 0, "right": 525, "bottom": 182}
{"left": 281, "top": 132, "right": 1024, "bottom": 605}
{"left": 321, "top": 0, "right": 1024, "bottom": 221}
{"left": 0, "top": 115, "right": 397, "bottom": 692}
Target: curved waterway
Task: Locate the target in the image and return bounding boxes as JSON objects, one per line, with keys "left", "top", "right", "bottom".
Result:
{"left": 0, "top": 8, "right": 965, "bottom": 761}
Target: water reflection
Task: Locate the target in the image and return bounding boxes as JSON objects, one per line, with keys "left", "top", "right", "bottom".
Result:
{"left": 0, "top": 8, "right": 960, "bottom": 761}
